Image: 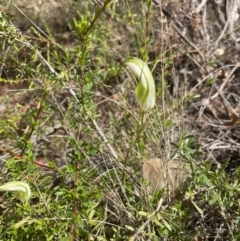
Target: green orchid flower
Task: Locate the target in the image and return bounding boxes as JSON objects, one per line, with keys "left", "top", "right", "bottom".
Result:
{"left": 125, "top": 58, "right": 156, "bottom": 112}
{"left": 0, "top": 181, "right": 32, "bottom": 203}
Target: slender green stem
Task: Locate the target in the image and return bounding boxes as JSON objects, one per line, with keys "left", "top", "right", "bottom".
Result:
{"left": 121, "top": 111, "right": 148, "bottom": 183}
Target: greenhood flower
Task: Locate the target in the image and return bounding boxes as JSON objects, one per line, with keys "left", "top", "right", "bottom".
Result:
{"left": 0, "top": 181, "right": 31, "bottom": 203}
{"left": 125, "top": 58, "right": 156, "bottom": 111}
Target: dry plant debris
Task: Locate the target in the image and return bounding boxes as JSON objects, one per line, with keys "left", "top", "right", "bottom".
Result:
{"left": 142, "top": 158, "right": 191, "bottom": 199}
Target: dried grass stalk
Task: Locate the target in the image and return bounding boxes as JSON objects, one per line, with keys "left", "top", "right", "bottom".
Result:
{"left": 142, "top": 158, "right": 191, "bottom": 201}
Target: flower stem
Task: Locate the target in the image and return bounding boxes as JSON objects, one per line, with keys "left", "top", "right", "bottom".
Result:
{"left": 121, "top": 111, "right": 148, "bottom": 183}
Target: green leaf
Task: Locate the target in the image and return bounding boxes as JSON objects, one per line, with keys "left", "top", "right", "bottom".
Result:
{"left": 138, "top": 211, "right": 148, "bottom": 217}
{"left": 88, "top": 209, "right": 95, "bottom": 220}
{"left": 125, "top": 225, "right": 134, "bottom": 231}
{"left": 191, "top": 200, "right": 203, "bottom": 215}
{"left": 13, "top": 217, "right": 37, "bottom": 229}
{"left": 162, "top": 219, "right": 172, "bottom": 231}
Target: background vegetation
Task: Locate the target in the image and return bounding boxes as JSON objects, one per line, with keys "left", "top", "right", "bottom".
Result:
{"left": 0, "top": 0, "right": 240, "bottom": 240}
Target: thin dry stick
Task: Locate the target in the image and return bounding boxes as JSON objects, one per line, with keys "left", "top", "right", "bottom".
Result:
{"left": 202, "top": 2, "right": 210, "bottom": 42}
{"left": 187, "top": 64, "right": 236, "bottom": 96}
{"left": 92, "top": 118, "right": 131, "bottom": 203}
{"left": 214, "top": 0, "right": 239, "bottom": 47}
{"left": 226, "top": 0, "right": 239, "bottom": 41}
{"left": 92, "top": 119, "right": 118, "bottom": 160}
{"left": 210, "top": 64, "right": 239, "bottom": 100}
{"left": 172, "top": 23, "right": 205, "bottom": 63}
{"left": 196, "top": 0, "right": 208, "bottom": 13}
{"left": 12, "top": 3, "right": 63, "bottom": 51}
